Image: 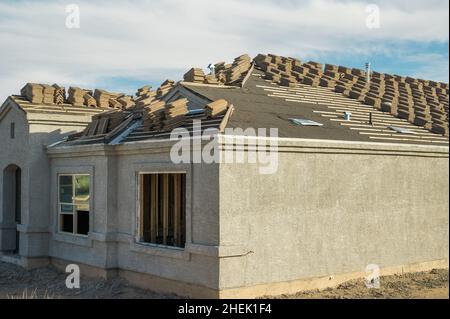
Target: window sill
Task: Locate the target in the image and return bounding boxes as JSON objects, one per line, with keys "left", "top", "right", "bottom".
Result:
{"left": 130, "top": 241, "right": 190, "bottom": 261}
{"left": 53, "top": 232, "right": 93, "bottom": 248}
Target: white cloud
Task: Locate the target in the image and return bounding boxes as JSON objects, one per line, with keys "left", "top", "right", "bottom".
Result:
{"left": 405, "top": 53, "right": 450, "bottom": 82}
{"left": 0, "top": 0, "right": 448, "bottom": 101}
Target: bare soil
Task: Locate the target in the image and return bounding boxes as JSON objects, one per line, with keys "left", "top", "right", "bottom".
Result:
{"left": 0, "top": 261, "right": 448, "bottom": 299}
{"left": 271, "top": 269, "right": 449, "bottom": 299}
{"left": 0, "top": 261, "right": 178, "bottom": 299}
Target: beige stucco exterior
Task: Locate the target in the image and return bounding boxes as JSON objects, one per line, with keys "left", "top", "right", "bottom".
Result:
{"left": 217, "top": 137, "right": 449, "bottom": 297}
{"left": 0, "top": 99, "right": 104, "bottom": 265}
{"left": 1, "top": 99, "right": 449, "bottom": 299}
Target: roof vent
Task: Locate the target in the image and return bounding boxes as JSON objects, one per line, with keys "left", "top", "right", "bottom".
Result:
{"left": 289, "top": 118, "right": 323, "bottom": 127}
{"left": 365, "top": 62, "right": 371, "bottom": 84}
{"left": 207, "top": 64, "right": 216, "bottom": 76}
{"left": 388, "top": 126, "right": 416, "bottom": 134}
{"left": 344, "top": 112, "right": 352, "bottom": 121}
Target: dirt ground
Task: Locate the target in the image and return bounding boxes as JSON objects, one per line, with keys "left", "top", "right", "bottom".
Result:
{"left": 0, "top": 261, "right": 177, "bottom": 299}
{"left": 0, "top": 261, "right": 448, "bottom": 299}
{"left": 271, "top": 268, "right": 449, "bottom": 299}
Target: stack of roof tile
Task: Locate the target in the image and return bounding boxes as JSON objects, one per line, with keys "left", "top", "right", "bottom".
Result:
{"left": 19, "top": 83, "right": 138, "bottom": 110}
{"left": 183, "top": 54, "right": 253, "bottom": 86}
{"left": 84, "top": 93, "right": 97, "bottom": 107}
{"left": 254, "top": 53, "right": 326, "bottom": 88}
{"left": 184, "top": 68, "right": 205, "bottom": 83}
{"left": 68, "top": 87, "right": 92, "bottom": 106}
{"left": 204, "top": 74, "right": 220, "bottom": 85}
{"left": 136, "top": 87, "right": 157, "bottom": 109}
{"left": 41, "top": 85, "right": 56, "bottom": 104}
{"left": 118, "top": 95, "right": 135, "bottom": 109}
{"left": 137, "top": 85, "right": 152, "bottom": 97}
{"left": 93, "top": 89, "right": 122, "bottom": 109}
{"left": 82, "top": 110, "right": 128, "bottom": 137}
{"left": 164, "top": 98, "right": 188, "bottom": 130}
{"left": 254, "top": 53, "right": 449, "bottom": 136}
{"left": 214, "top": 62, "right": 232, "bottom": 84}
{"left": 143, "top": 100, "right": 166, "bottom": 131}
{"left": 226, "top": 54, "right": 252, "bottom": 84}
{"left": 108, "top": 98, "right": 122, "bottom": 109}
{"left": 20, "top": 83, "right": 44, "bottom": 104}
{"left": 52, "top": 84, "right": 65, "bottom": 105}
{"left": 157, "top": 80, "right": 175, "bottom": 98}
{"left": 205, "top": 99, "right": 229, "bottom": 118}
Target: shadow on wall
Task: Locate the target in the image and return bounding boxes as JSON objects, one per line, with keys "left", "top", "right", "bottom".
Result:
{"left": 0, "top": 128, "right": 81, "bottom": 254}
{"left": 1, "top": 164, "right": 21, "bottom": 253}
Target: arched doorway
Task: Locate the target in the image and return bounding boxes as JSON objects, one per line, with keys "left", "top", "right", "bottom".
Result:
{"left": 1, "top": 164, "right": 21, "bottom": 254}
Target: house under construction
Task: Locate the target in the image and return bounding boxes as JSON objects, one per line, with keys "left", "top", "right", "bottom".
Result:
{"left": 0, "top": 53, "right": 448, "bottom": 298}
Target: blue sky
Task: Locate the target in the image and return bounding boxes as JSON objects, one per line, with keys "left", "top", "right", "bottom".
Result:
{"left": 0, "top": 0, "right": 448, "bottom": 101}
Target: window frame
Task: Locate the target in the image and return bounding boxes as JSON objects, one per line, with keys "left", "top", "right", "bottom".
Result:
{"left": 137, "top": 171, "right": 187, "bottom": 250}
{"left": 57, "top": 173, "right": 91, "bottom": 237}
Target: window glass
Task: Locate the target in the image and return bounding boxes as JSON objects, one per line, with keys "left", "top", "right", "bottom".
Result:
{"left": 58, "top": 174, "right": 90, "bottom": 236}
{"left": 59, "top": 176, "right": 73, "bottom": 204}
{"left": 61, "top": 214, "right": 74, "bottom": 233}
{"left": 74, "top": 175, "right": 90, "bottom": 211}
{"left": 77, "top": 211, "right": 89, "bottom": 235}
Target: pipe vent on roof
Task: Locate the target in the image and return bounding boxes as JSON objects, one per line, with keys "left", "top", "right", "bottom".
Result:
{"left": 365, "top": 62, "right": 371, "bottom": 84}
{"left": 207, "top": 64, "right": 216, "bottom": 76}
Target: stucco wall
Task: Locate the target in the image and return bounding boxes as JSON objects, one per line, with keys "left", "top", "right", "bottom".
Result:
{"left": 0, "top": 103, "right": 29, "bottom": 251}
{"left": 218, "top": 138, "right": 450, "bottom": 290}
{"left": 48, "top": 141, "right": 221, "bottom": 291}
{"left": 34, "top": 136, "right": 450, "bottom": 297}
{"left": 0, "top": 100, "right": 99, "bottom": 258}
{"left": 114, "top": 146, "right": 220, "bottom": 289}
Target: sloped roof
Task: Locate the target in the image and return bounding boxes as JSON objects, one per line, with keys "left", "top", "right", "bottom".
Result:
{"left": 183, "top": 70, "right": 449, "bottom": 145}
{"left": 252, "top": 54, "right": 449, "bottom": 136}
{"left": 37, "top": 53, "right": 449, "bottom": 147}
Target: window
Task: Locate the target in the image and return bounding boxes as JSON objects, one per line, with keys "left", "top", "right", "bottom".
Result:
{"left": 10, "top": 122, "right": 15, "bottom": 139}
{"left": 139, "top": 173, "right": 186, "bottom": 248}
{"left": 58, "top": 175, "right": 90, "bottom": 236}
{"left": 388, "top": 126, "right": 416, "bottom": 134}
{"left": 289, "top": 118, "right": 323, "bottom": 126}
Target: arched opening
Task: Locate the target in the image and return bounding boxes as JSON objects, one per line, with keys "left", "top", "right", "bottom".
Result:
{"left": 1, "top": 164, "right": 21, "bottom": 254}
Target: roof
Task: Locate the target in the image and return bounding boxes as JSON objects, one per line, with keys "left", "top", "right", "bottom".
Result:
{"left": 5, "top": 53, "right": 447, "bottom": 148}
{"left": 182, "top": 69, "right": 449, "bottom": 145}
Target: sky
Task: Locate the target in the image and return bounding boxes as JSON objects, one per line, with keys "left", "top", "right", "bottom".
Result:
{"left": 0, "top": 0, "right": 448, "bottom": 101}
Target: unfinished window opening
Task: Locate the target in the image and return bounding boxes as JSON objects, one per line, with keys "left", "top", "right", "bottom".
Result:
{"left": 139, "top": 173, "right": 186, "bottom": 248}
{"left": 289, "top": 118, "right": 323, "bottom": 127}
{"left": 10, "top": 122, "right": 15, "bottom": 139}
{"left": 58, "top": 174, "right": 90, "bottom": 236}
